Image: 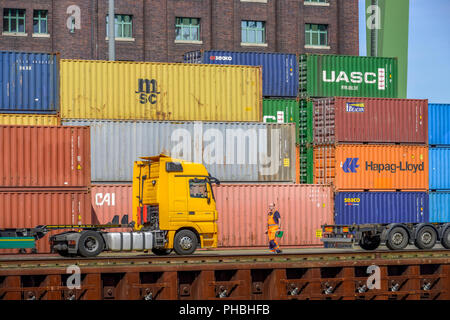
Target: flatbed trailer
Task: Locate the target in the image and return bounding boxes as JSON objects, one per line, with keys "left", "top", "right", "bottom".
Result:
{"left": 321, "top": 222, "right": 450, "bottom": 250}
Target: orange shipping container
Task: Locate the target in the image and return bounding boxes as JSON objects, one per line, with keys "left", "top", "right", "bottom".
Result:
{"left": 90, "top": 184, "right": 333, "bottom": 248}
{"left": 0, "top": 190, "right": 92, "bottom": 254}
{"left": 314, "top": 145, "right": 428, "bottom": 191}
{"left": 213, "top": 184, "right": 333, "bottom": 248}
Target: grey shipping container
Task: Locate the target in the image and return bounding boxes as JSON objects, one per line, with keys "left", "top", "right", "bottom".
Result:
{"left": 62, "top": 120, "right": 296, "bottom": 183}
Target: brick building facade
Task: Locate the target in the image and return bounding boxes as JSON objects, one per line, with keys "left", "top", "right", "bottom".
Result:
{"left": 0, "top": 0, "right": 359, "bottom": 62}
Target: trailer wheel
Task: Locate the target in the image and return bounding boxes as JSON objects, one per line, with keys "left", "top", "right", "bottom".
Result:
{"left": 415, "top": 226, "right": 437, "bottom": 250}
{"left": 151, "top": 248, "right": 172, "bottom": 256}
{"left": 78, "top": 231, "right": 105, "bottom": 257}
{"left": 173, "top": 230, "right": 198, "bottom": 255}
{"left": 386, "top": 227, "right": 409, "bottom": 250}
{"left": 359, "top": 235, "right": 381, "bottom": 250}
{"left": 441, "top": 228, "right": 450, "bottom": 249}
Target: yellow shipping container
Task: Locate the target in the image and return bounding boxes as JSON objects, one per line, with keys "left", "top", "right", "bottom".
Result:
{"left": 60, "top": 59, "right": 262, "bottom": 121}
{"left": 0, "top": 114, "right": 60, "bottom": 126}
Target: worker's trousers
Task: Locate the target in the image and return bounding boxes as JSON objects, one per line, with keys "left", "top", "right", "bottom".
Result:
{"left": 268, "top": 227, "right": 280, "bottom": 252}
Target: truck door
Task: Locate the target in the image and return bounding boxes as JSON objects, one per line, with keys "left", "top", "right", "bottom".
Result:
{"left": 187, "top": 178, "right": 215, "bottom": 222}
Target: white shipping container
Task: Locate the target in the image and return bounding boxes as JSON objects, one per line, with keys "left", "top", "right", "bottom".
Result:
{"left": 62, "top": 120, "right": 296, "bottom": 183}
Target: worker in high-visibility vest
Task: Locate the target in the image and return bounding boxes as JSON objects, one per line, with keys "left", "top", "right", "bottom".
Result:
{"left": 265, "top": 202, "right": 282, "bottom": 254}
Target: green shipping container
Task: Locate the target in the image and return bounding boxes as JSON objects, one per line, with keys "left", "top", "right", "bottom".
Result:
{"left": 263, "top": 98, "right": 300, "bottom": 144}
{"left": 299, "top": 54, "right": 398, "bottom": 98}
{"left": 299, "top": 145, "right": 314, "bottom": 184}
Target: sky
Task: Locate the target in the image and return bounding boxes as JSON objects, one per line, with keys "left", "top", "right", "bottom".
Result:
{"left": 359, "top": 0, "right": 450, "bottom": 104}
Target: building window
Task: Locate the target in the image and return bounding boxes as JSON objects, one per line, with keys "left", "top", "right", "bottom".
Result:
{"left": 33, "top": 10, "right": 48, "bottom": 34}
{"left": 3, "top": 9, "right": 26, "bottom": 33}
{"left": 305, "top": 0, "right": 328, "bottom": 3}
{"left": 241, "top": 20, "right": 266, "bottom": 44}
{"left": 305, "top": 24, "right": 328, "bottom": 46}
{"left": 175, "top": 18, "right": 200, "bottom": 41}
{"left": 106, "top": 14, "right": 133, "bottom": 39}
{"left": 189, "top": 179, "right": 208, "bottom": 199}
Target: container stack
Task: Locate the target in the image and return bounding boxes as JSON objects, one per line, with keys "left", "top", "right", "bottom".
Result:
{"left": 311, "top": 95, "right": 430, "bottom": 224}
{"left": 0, "top": 52, "right": 92, "bottom": 253}
{"left": 183, "top": 51, "right": 307, "bottom": 183}
{"left": 428, "top": 104, "right": 450, "bottom": 223}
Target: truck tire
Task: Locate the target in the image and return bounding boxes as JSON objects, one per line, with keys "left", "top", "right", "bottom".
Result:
{"left": 386, "top": 227, "right": 409, "bottom": 250}
{"left": 77, "top": 231, "right": 105, "bottom": 257}
{"left": 359, "top": 236, "right": 381, "bottom": 250}
{"left": 415, "top": 226, "right": 437, "bottom": 250}
{"left": 151, "top": 248, "right": 172, "bottom": 256}
{"left": 441, "top": 228, "right": 450, "bottom": 249}
{"left": 173, "top": 230, "right": 198, "bottom": 255}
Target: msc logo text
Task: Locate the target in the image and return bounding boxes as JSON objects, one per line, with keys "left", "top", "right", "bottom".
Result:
{"left": 136, "top": 78, "right": 161, "bottom": 104}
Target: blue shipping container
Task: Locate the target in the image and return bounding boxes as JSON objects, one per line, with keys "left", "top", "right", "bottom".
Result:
{"left": 429, "top": 191, "right": 450, "bottom": 223}
{"left": 183, "top": 50, "right": 299, "bottom": 97}
{"left": 0, "top": 51, "right": 59, "bottom": 113}
{"left": 429, "top": 147, "right": 450, "bottom": 190}
{"left": 429, "top": 103, "right": 450, "bottom": 146}
{"left": 334, "top": 192, "right": 429, "bottom": 225}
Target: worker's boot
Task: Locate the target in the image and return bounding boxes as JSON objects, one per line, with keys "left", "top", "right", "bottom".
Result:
{"left": 276, "top": 249, "right": 282, "bottom": 254}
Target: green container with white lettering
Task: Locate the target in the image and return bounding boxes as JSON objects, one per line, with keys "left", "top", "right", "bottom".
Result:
{"left": 299, "top": 54, "right": 398, "bottom": 98}
{"left": 263, "top": 98, "right": 300, "bottom": 144}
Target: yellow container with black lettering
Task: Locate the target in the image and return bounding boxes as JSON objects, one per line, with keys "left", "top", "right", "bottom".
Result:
{"left": 0, "top": 114, "right": 60, "bottom": 125}
{"left": 60, "top": 59, "right": 262, "bottom": 121}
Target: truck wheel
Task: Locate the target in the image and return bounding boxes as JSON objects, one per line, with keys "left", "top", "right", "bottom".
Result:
{"left": 173, "top": 230, "right": 198, "bottom": 255}
{"left": 415, "top": 226, "right": 437, "bottom": 250}
{"left": 78, "top": 231, "right": 105, "bottom": 257}
{"left": 441, "top": 228, "right": 450, "bottom": 249}
{"left": 151, "top": 248, "right": 172, "bottom": 256}
{"left": 386, "top": 227, "right": 409, "bottom": 250}
{"left": 359, "top": 236, "right": 381, "bottom": 250}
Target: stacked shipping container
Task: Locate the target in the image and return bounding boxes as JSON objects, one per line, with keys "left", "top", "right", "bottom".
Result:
{"left": 428, "top": 104, "right": 450, "bottom": 223}
{"left": 312, "top": 97, "right": 429, "bottom": 224}
{"left": 0, "top": 51, "right": 89, "bottom": 253}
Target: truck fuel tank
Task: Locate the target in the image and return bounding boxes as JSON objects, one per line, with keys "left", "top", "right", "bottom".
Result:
{"left": 103, "top": 232, "right": 154, "bottom": 251}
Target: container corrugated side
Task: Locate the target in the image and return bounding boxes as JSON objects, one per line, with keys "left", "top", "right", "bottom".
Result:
{"left": 91, "top": 184, "right": 132, "bottom": 232}
{"left": 334, "top": 192, "right": 429, "bottom": 225}
{"left": 313, "top": 97, "right": 428, "bottom": 144}
{"left": 314, "top": 145, "right": 428, "bottom": 191}
{"left": 60, "top": 59, "right": 262, "bottom": 121}
{"left": 429, "top": 147, "right": 450, "bottom": 190}
{"left": 428, "top": 104, "right": 450, "bottom": 146}
{"left": 0, "top": 51, "right": 59, "bottom": 113}
{"left": 299, "top": 54, "right": 398, "bottom": 98}
{"left": 429, "top": 191, "right": 450, "bottom": 223}
{"left": 184, "top": 50, "right": 299, "bottom": 97}
{"left": 0, "top": 126, "right": 91, "bottom": 188}
{"left": 0, "top": 190, "right": 92, "bottom": 253}
{"left": 0, "top": 114, "right": 60, "bottom": 126}
{"left": 62, "top": 120, "right": 296, "bottom": 183}
{"left": 263, "top": 98, "right": 300, "bottom": 144}
{"left": 213, "top": 184, "right": 333, "bottom": 247}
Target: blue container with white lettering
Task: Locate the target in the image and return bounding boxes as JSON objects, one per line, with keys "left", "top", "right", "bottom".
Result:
{"left": 0, "top": 51, "right": 59, "bottom": 113}
{"left": 334, "top": 192, "right": 429, "bottom": 225}
{"left": 183, "top": 50, "right": 299, "bottom": 97}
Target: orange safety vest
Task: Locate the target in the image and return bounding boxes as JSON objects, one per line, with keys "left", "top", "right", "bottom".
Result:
{"left": 267, "top": 211, "right": 279, "bottom": 229}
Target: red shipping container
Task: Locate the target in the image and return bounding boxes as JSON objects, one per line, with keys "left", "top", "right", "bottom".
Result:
{"left": 213, "top": 184, "right": 333, "bottom": 248}
{"left": 0, "top": 126, "right": 90, "bottom": 188}
{"left": 91, "top": 184, "right": 333, "bottom": 248}
{"left": 91, "top": 184, "right": 133, "bottom": 232}
{"left": 313, "top": 97, "right": 428, "bottom": 144}
{"left": 0, "top": 190, "right": 92, "bottom": 254}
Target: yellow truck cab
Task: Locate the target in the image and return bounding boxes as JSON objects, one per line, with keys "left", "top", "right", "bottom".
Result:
{"left": 132, "top": 154, "right": 219, "bottom": 255}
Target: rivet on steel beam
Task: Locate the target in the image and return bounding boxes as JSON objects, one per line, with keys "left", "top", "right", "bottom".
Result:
{"left": 217, "top": 286, "right": 228, "bottom": 298}
{"left": 422, "top": 280, "right": 431, "bottom": 291}
{"left": 27, "top": 291, "right": 36, "bottom": 300}
{"left": 356, "top": 281, "right": 368, "bottom": 293}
